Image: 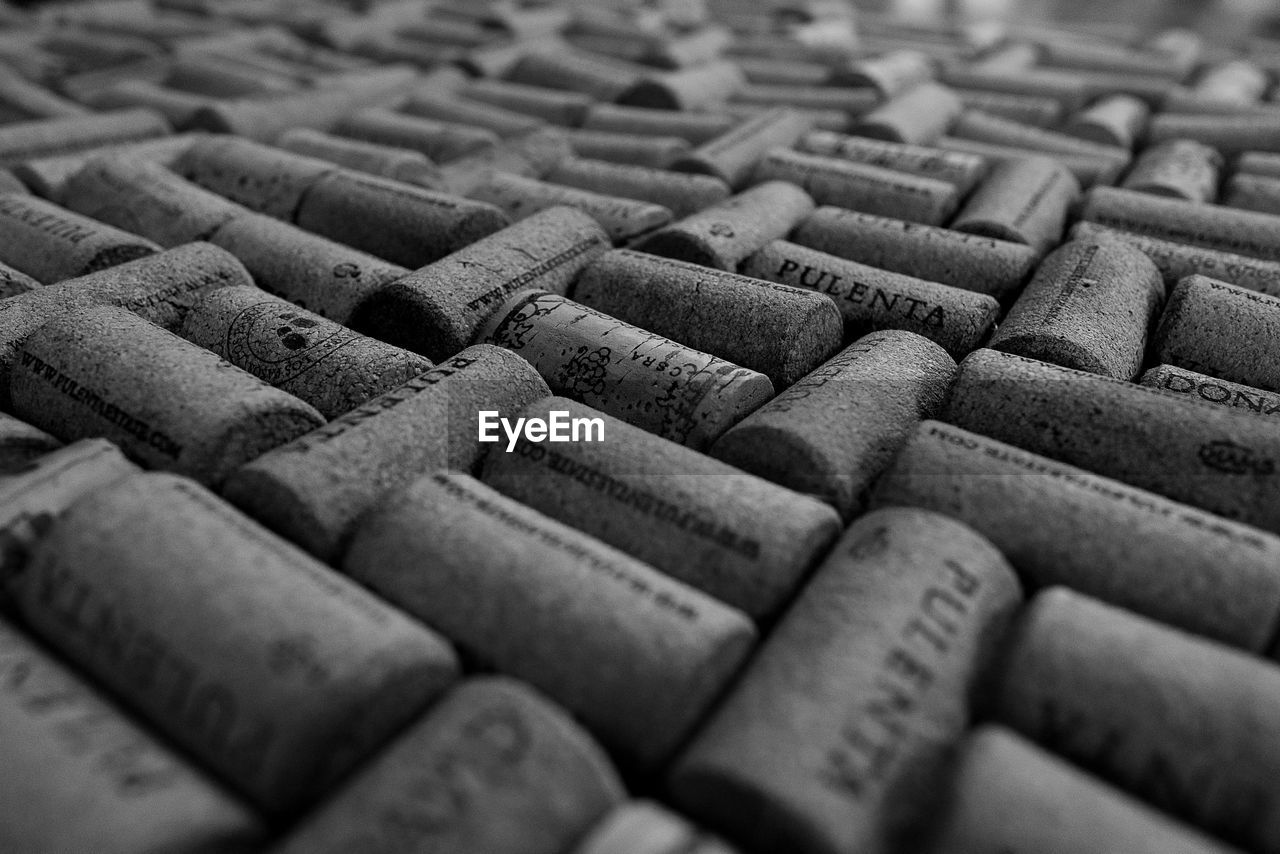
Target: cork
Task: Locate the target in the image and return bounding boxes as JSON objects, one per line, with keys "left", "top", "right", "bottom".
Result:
{"left": 348, "top": 206, "right": 608, "bottom": 361}
{"left": 402, "top": 91, "right": 545, "bottom": 138}
{"left": 1146, "top": 112, "right": 1280, "bottom": 155}
{"left": 0, "top": 411, "right": 59, "bottom": 474}
{"left": 1039, "top": 40, "right": 1187, "bottom": 78}
{"left": 0, "top": 70, "right": 87, "bottom": 122}
{"left": 1063, "top": 94, "right": 1149, "bottom": 149}
{"left": 346, "top": 471, "right": 756, "bottom": 769}
{"left": 951, "top": 156, "right": 1080, "bottom": 255}
{"left": 437, "top": 128, "right": 574, "bottom": 194}
{"left": 0, "top": 169, "right": 24, "bottom": 195}
{"left": 967, "top": 43, "right": 1040, "bottom": 73}
{"left": 1236, "top": 150, "right": 1280, "bottom": 179}
{"left": 842, "top": 50, "right": 933, "bottom": 99}
{"left": 921, "top": 726, "right": 1238, "bottom": 854}
{"left": 952, "top": 111, "right": 1130, "bottom": 167}
{"left": 221, "top": 345, "right": 549, "bottom": 562}
{"left": 545, "top": 157, "right": 730, "bottom": 219}
{"left": 1074, "top": 69, "right": 1178, "bottom": 107}
{"left": 505, "top": 48, "right": 644, "bottom": 101}
{"left": 12, "top": 470, "right": 459, "bottom": 815}
{"left": 795, "top": 132, "right": 986, "bottom": 195}
{"left": 273, "top": 677, "right": 623, "bottom": 854}
{"left": 1146, "top": 27, "right": 1203, "bottom": 74}
{"left": 847, "top": 82, "right": 962, "bottom": 146}
{"left": 728, "top": 83, "right": 880, "bottom": 116}
{"left": 0, "top": 108, "right": 170, "bottom": 167}
{"left": 620, "top": 61, "right": 745, "bottom": 112}
{"left": 741, "top": 240, "right": 1000, "bottom": 357}
{"left": 1122, "top": 140, "right": 1223, "bottom": 203}
{"left": 172, "top": 134, "right": 337, "bottom": 219}
{"left": 633, "top": 181, "right": 815, "bottom": 271}
{"left": 952, "top": 88, "right": 1064, "bottom": 128}
{"left": 1195, "top": 58, "right": 1269, "bottom": 104}
{"left": 459, "top": 79, "right": 594, "bottom": 128}
{"left": 572, "top": 249, "right": 843, "bottom": 387}
{"left": 792, "top": 207, "right": 1038, "bottom": 302}
{"left": 873, "top": 420, "right": 1280, "bottom": 652}
{"left": 1224, "top": 172, "right": 1280, "bottom": 215}
{"left": 1142, "top": 364, "right": 1280, "bottom": 420}
{"left": 480, "top": 397, "right": 841, "bottom": 620}
{"left": 87, "top": 80, "right": 212, "bottom": 129}
{"left": 668, "top": 507, "right": 1022, "bottom": 854}
{"left": 943, "top": 347, "right": 1280, "bottom": 534}
{"left": 1080, "top": 185, "right": 1280, "bottom": 262}
{"left": 562, "top": 129, "right": 691, "bottom": 169}
{"left": 0, "top": 192, "right": 158, "bottom": 284}
{"left": 581, "top": 103, "right": 737, "bottom": 145}
{"left": 466, "top": 172, "right": 672, "bottom": 244}
{"left": 738, "top": 57, "right": 837, "bottom": 87}
{"left": 1158, "top": 86, "right": 1280, "bottom": 115}
{"left": 277, "top": 127, "right": 443, "bottom": 188}
{"left": 1152, "top": 275, "right": 1280, "bottom": 393}
{"left": 671, "top": 107, "right": 812, "bottom": 189}
{"left": 574, "top": 802, "right": 739, "bottom": 854}
{"left": 782, "top": 142, "right": 960, "bottom": 218}
{"left": 165, "top": 52, "right": 296, "bottom": 98}
{"left": 989, "top": 237, "right": 1165, "bottom": 379}
{"left": 940, "top": 66, "right": 1089, "bottom": 114}
{"left": 0, "top": 616, "right": 265, "bottom": 854}
{"left": 994, "top": 588, "right": 1280, "bottom": 853}
{"left": 647, "top": 27, "right": 733, "bottom": 69}
{"left": 938, "top": 135, "right": 1126, "bottom": 189}
{"left": 12, "top": 133, "right": 197, "bottom": 203}
{"left": 334, "top": 108, "right": 500, "bottom": 164}
{"left": 0, "top": 260, "right": 38, "bottom": 299}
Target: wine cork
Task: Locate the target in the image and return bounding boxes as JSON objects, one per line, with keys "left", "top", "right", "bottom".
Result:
{"left": 1122, "top": 140, "right": 1223, "bottom": 203}
{"left": 459, "top": 79, "right": 594, "bottom": 128}
{"left": 272, "top": 677, "right": 624, "bottom": 854}
{"left": 921, "top": 726, "right": 1239, "bottom": 854}
{"left": 621, "top": 61, "right": 745, "bottom": 112}
{"left": 0, "top": 260, "right": 39, "bottom": 299}
{"left": 742, "top": 240, "right": 1000, "bottom": 357}
{"left": 0, "top": 108, "right": 170, "bottom": 166}
{"left": 402, "top": 91, "right": 545, "bottom": 138}
{"left": 0, "top": 616, "right": 265, "bottom": 854}
{"left": 1236, "top": 150, "right": 1280, "bottom": 179}
{"left": 348, "top": 206, "right": 608, "bottom": 361}
{"left": 1039, "top": 40, "right": 1186, "bottom": 78}
{"left": 574, "top": 802, "right": 739, "bottom": 854}
{"left": 0, "top": 69, "right": 87, "bottom": 122}
{"left": 952, "top": 88, "right": 1064, "bottom": 128}
{"left": 753, "top": 147, "right": 957, "bottom": 226}
{"left": 0, "top": 411, "right": 59, "bottom": 474}
{"left": 728, "top": 83, "right": 879, "bottom": 116}
{"left": 633, "top": 180, "right": 813, "bottom": 271}
{"left": 346, "top": 471, "right": 756, "bottom": 769}
{"left": 165, "top": 52, "right": 297, "bottom": 98}
{"left": 87, "top": 79, "right": 212, "bottom": 129}
{"left": 795, "top": 131, "right": 987, "bottom": 195}
{"left": 572, "top": 249, "right": 842, "bottom": 387}
{"left": 545, "top": 157, "right": 730, "bottom": 219}
{"left": 943, "top": 348, "right": 1280, "bottom": 533}
{"left": 1081, "top": 185, "right": 1280, "bottom": 262}
{"left": 581, "top": 103, "right": 737, "bottom": 145}
{"left": 1146, "top": 112, "right": 1280, "bottom": 155}
{"left": 334, "top": 108, "right": 500, "bottom": 164}
{"left": 737, "top": 57, "right": 831, "bottom": 87}
{"left": 561, "top": 128, "right": 691, "bottom": 170}
{"left": 1063, "top": 94, "right": 1149, "bottom": 149}
{"left": 0, "top": 192, "right": 158, "bottom": 284}
{"left": 671, "top": 107, "right": 811, "bottom": 189}
{"left": 938, "top": 135, "right": 1126, "bottom": 189}
{"left": 222, "top": 345, "right": 548, "bottom": 562}
{"left": 1147, "top": 27, "right": 1203, "bottom": 73}
{"left": 481, "top": 397, "right": 841, "bottom": 620}
{"left": 11, "top": 133, "right": 197, "bottom": 203}
{"left": 505, "top": 48, "right": 644, "bottom": 101}
{"left": 994, "top": 588, "right": 1280, "bottom": 853}
{"left": 847, "top": 82, "right": 963, "bottom": 146}
{"left": 873, "top": 420, "right": 1280, "bottom": 651}
{"left": 1158, "top": 86, "right": 1280, "bottom": 115}
{"left": 951, "top": 156, "right": 1080, "bottom": 255}
{"left": 466, "top": 172, "right": 672, "bottom": 243}
{"left": 669, "top": 507, "right": 1022, "bottom": 854}
{"left": 842, "top": 49, "right": 933, "bottom": 99}
{"left": 1074, "top": 69, "right": 1178, "bottom": 107}
{"left": 711, "top": 331, "right": 955, "bottom": 518}
{"left": 792, "top": 207, "right": 1037, "bottom": 302}
{"left": 1142, "top": 364, "right": 1280, "bottom": 420}
{"left": 647, "top": 27, "right": 733, "bottom": 69}
{"left": 1195, "top": 59, "right": 1269, "bottom": 104}
{"left": 277, "top": 127, "right": 443, "bottom": 188}
{"left": 12, "top": 470, "right": 459, "bottom": 815}
{"left": 940, "top": 66, "right": 1090, "bottom": 113}
{"left": 1224, "top": 172, "right": 1280, "bottom": 215}
{"left": 951, "top": 109, "right": 1131, "bottom": 165}
{"left": 172, "top": 134, "right": 337, "bottom": 219}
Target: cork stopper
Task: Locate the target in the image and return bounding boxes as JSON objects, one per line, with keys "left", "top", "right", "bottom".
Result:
{"left": 545, "top": 156, "right": 731, "bottom": 219}
{"left": 277, "top": 127, "right": 443, "bottom": 188}
{"left": 466, "top": 171, "right": 673, "bottom": 243}
{"left": 1121, "top": 139, "right": 1223, "bottom": 203}
{"left": 951, "top": 155, "right": 1080, "bottom": 255}
{"left": 847, "top": 82, "right": 963, "bottom": 145}
{"left": 573, "top": 802, "right": 739, "bottom": 854}
{"left": 582, "top": 103, "right": 737, "bottom": 145}
{"left": 1062, "top": 94, "right": 1149, "bottom": 149}
{"left": 1140, "top": 364, "right": 1280, "bottom": 420}
{"left": 0, "top": 192, "right": 158, "bottom": 283}
{"left": 334, "top": 108, "right": 501, "bottom": 164}
{"left": 671, "top": 107, "right": 811, "bottom": 189}
{"left": 0, "top": 108, "right": 170, "bottom": 166}
{"left": 796, "top": 130, "right": 988, "bottom": 195}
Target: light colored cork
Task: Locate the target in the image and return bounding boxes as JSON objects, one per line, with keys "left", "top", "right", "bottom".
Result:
{"left": 1062, "top": 94, "right": 1149, "bottom": 148}
{"left": 1194, "top": 58, "right": 1269, "bottom": 103}
{"left": 796, "top": 131, "right": 988, "bottom": 194}
{"left": 848, "top": 82, "right": 963, "bottom": 145}
{"left": 0, "top": 108, "right": 170, "bottom": 166}
{"left": 465, "top": 172, "right": 672, "bottom": 243}
{"left": 334, "top": 107, "right": 500, "bottom": 164}
{"left": 0, "top": 192, "right": 158, "bottom": 283}
{"left": 1146, "top": 112, "right": 1280, "bottom": 155}
{"left": 938, "top": 135, "right": 1126, "bottom": 188}
{"left": 272, "top": 677, "right": 624, "bottom": 854}
{"left": 669, "top": 507, "right": 1022, "bottom": 854}
{"left": 12, "top": 470, "right": 459, "bottom": 815}
{"left": 562, "top": 128, "right": 691, "bottom": 169}
{"left": 1141, "top": 364, "right": 1280, "bottom": 420}
{"left": 671, "top": 107, "right": 812, "bottom": 189}
{"left": 620, "top": 61, "right": 745, "bottom": 112}
{"left": 346, "top": 471, "right": 756, "bottom": 770}
{"left": 480, "top": 397, "right": 841, "bottom": 620}
{"left": 573, "top": 802, "right": 739, "bottom": 854}
{"left": 842, "top": 49, "right": 933, "bottom": 99}
{"left": 953, "top": 88, "right": 1064, "bottom": 127}
{"left": 581, "top": 103, "right": 737, "bottom": 145}
{"left": 505, "top": 47, "right": 644, "bottom": 101}
{"left": 545, "top": 157, "right": 730, "bottom": 218}
{"left": 1224, "top": 171, "right": 1280, "bottom": 214}
{"left": 951, "top": 155, "right": 1080, "bottom": 255}
{"left": 401, "top": 91, "right": 545, "bottom": 138}
{"left": 1122, "top": 140, "right": 1223, "bottom": 203}
{"left": 737, "top": 57, "right": 831, "bottom": 87}
{"left": 277, "top": 127, "right": 443, "bottom": 188}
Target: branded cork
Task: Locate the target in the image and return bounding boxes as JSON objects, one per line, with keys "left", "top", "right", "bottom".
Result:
{"left": 796, "top": 131, "right": 987, "bottom": 195}
{"left": 574, "top": 802, "right": 740, "bottom": 854}
{"left": 671, "top": 107, "right": 811, "bottom": 189}
{"left": 621, "top": 61, "right": 745, "bottom": 112}
{"left": 466, "top": 172, "right": 672, "bottom": 243}
{"left": 480, "top": 397, "right": 841, "bottom": 620}
{"left": 669, "top": 507, "right": 1022, "bottom": 854}
{"left": 847, "top": 82, "right": 962, "bottom": 145}
{"left": 921, "top": 726, "right": 1238, "bottom": 854}
{"left": 402, "top": 92, "right": 545, "bottom": 139}
{"left": 1224, "top": 172, "right": 1280, "bottom": 215}
{"left": 1122, "top": 140, "right": 1223, "bottom": 203}
{"left": 334, "top": 108, "right": 500, "bottom": 164}
{"left": 943, "top": 348, "right": 1280, "bottom": 533}
{"left": 12, "top": 471, "right": 458, "bottom": 814}
{"left": 346, "top": 471, "right": 756, "bottom": 769}
{"left": 545, "top": 157, "right": 730, "bottom": 219}
{"left": 505, "top": 48, "right": 644, "bottom": 102}
{"left": 273, "top": 677, "right": 623, "bottom": 854}
{"left": 792, "top": 208, "right": 1037, "bottom": 302}
{"left": 951, "top": 109, "right": 1130, "bottom": 164}
{"left": 222, "top": 345, "right": 548, "bottom": 562}
{"left": 0, "top": 193, "right": 158, "bottom": 284}
{"left": 1146, "top": 112, "right": 1280, "bottom": 155}
{"left": 572, "top": 249, "right": 843, "bottom": 387}
{"left": 994, "top": 588, "right": 1280, "bottom": 854}
{"left": 348, "top": 206, "right": 608, "bottom": 361}
{"left": 728, "top": 83, "right": 879, "bottom": 116}
{"left": 0, "top": 108, "right": 170, "bottom": 167}
{"left": 1062, "top": 94, "right": 1149, "bottom": 149}
{"left": 581, "top": 103, "right": 737, "bottom": 145}
{"left": 938, "top": 135, "right": 1125, "bottom": 188}
{"left": 752, "top": 148, "right": 959, "bottom": 226}
{"left": 951, "top": 156, "right": 1080, "bottom": 255}
{"left": 561, "top": 129, "right": 691, "bottom": 170}
{"left": 742, "top": 240, "right": 1000, "bottom": 357}
{"left": 461, "top": 78, "right": 595, "bottom": 127}
{"left": 842, "top": 49, "right": 934, "bottom": 99}
{"left": 0, "top": 411, "right": 58, "bottom": 474}
{"left": 1141, "top": 364, "right": 1280, "bottom": 419}
{"left": 952, "top": 88, "right": 1064, "bottom": 128}
{"left": 278, "top": 127, "right": 443, "bottom": 188}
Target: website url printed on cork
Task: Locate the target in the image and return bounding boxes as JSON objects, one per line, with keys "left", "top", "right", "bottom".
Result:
{"left": 479, "top": 409, "right": 605, "bottom": 452}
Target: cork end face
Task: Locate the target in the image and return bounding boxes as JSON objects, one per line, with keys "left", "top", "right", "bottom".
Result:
{"left": 347, "top": 283, "right": 458, "bottom": 363}
{"left": 683, "top": 371, "right": 776, "bottom": 451}
{"left": 220, "top": 463, "right": 340, "bottom": 564}
{"left": 778, "top": 301, "right": 845, "bottom": 389}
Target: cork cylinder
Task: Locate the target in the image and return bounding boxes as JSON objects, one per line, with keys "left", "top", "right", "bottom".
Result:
{"left": 792, "top": 207, "right": 1037, "bottom": 302}
{"left": 1224, "top": 172, "right": 1280, "bottom": 215}
{"left": 671, "top": 107, "right": 811, "bottom": 189}
{"left": 17, "top": 134, "right": 199, "bottom": 205}
{"left": 741, "top": 240, "right": 1000, "bottom": 357}
{"left": 943, "top": 348, "right": 1280, "bottom": 534}
{"left": 842, "top": 50, "right": 934, "bottom": 99}
{"left": 272, "top": 677, "right": 624, "bottom": 854}
{"left": 1062, "top": 94, "right": 1149, "bottom": 149}
{"left": 993, "top": 588, "right": 1280, "bottom": 854}
{"left": 872, "top": 420, "right": 1280, "bottom": 652}
{"left": 0, "top": 193, "right": 158, "bottom": 283}
{"left": 545, "top": 157, "right": 730, "bottom": 219}
{"left": 1146, "top": 113, "right": 1280, "bottom": 155}
{"left": 180, "top": 286, "right": 433, "bottom": 419}
{"left": 345, "top": 471, "right": 757, "bottom": 770}
{"left": 479, "top": 290, "right": 774, "bottom": 450}
{"left": 989, "top": 237, "right": 1165, "bottom": 379}
{"left": 668, "top": 508, "right": 1022, "bottom": 854}
{"left": 620, "top": 61, "right": 745, "bottom": 112}
{"left": 921, "top": 726, "right": 1239, "bottom": 854}
{"left": 0, "top": 617, "right": 265, "bottom": 854}
{"left": 729, "top": 83, "right": 879, "bottom": 115}
{"left": 561, "top": 129, "right": 691, "bottom": 169}
{"left": 1152, "top": 275, "right": 1280, "bottom": 393}
{"left": 847, "top": 82, "right": 963, "bottom": 145}
{"left": 0, "top": 108, "right": 170, "bottom": 167}
{"left": 950, "top": 109, "right": 1131, "bottom": 162}
{"left": 348, "top": 206, "right": 609, "bottom": 361}
{"left": 480, "top": 397, "right": 842, "bottom": 621}
{"left": 11, "top": 471, "right": 459, "bottom": 815}
{"left": 752, "top": 148, "right": 959, "bottom": 226}
{"left": 1235, "top": 151, "right": 1280, "bottom": 179}
{"left": 1121, "top": 140, "right": 1223, "bottom": 203}
{"left": 939, "top": 135, "right": 1125, "bottom": 189}
{"left": 951, "top": 156, "right": 1080, "bottom": 255}
{"left": 574, "top": 802, "right": 740, "bottom": 854}
{"left": 401, "top": 92, "right": 545, "bottom": 139}
{"left": 221, "top": 345, "right": 549, "bottom": 563}
{"left": 953, "top": 89, "right": 1063, "bottom": 128}
{"left": 87, "top": 80, "right": 212, "bottom": 129}
{"left": 938, "top": 67, "right": 1089, "bottom": 114}
{"left": 334, "top": 109, "right": 500, "bottom": 164}
{"left": 581, "top": 103, "right": 737, "bottom": 145}
{"left": 711, "top": 331, "right": 956, "bottom": 518}
{"left": 0, "top": 260, "right": 39, "bottom": 298}
{"left": 465, "top": 172, "right": 672, "bottom": 243}
{"left": 1140, "top": 364, "right": 1280, "bottom": 420}
{"left": 571, "top": 249, "right": 843, "bottom": 388}
{"left": 632, "top": 181, "right": 815, "bottom": 272}
{"left": 507, "top": 48, "right": 644, "bottom": 101}
{"left": 461, "top": 78, "right": 595, "bottom": 126}
{"left": 1194, "top": 59, "right": 1269, "bottom": 103}
{"left": 172, "top": 134, "right": 337, "bottom": 219}
{"left": 795, "top": 131, "right": 987, "bottom": 195}
{"left": 0, "top": 411, "right": 58, "bottom": 474}
{"left": 277, "top": 127, "right": 443, "bottom": 188}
